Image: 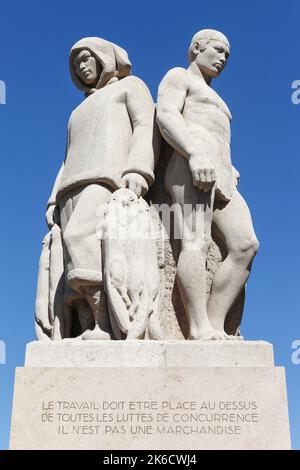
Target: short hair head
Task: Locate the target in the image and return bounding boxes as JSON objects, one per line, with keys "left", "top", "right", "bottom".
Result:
{"left": 188, "top": 29, "right": 230, "bottom": 63}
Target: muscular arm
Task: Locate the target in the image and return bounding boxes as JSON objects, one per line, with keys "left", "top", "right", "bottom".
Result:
{"left": 156, "top": 68, "right": 216, "bottom": 191}
{"left": 156, "top": 68, "right": 196, "bottom": 160}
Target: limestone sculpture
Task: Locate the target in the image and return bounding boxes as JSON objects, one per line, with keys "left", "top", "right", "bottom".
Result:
{"left": 156, "top": 29, "right": 259, "bottom": 340}
{"left": 36, "top": 31, "right": 259, "bottom": 343}
{"left": 102, "top": 188, "right": 160, "bottom": 340}
{"left": 36, "top": 37, "right": 159, "bottom": 340}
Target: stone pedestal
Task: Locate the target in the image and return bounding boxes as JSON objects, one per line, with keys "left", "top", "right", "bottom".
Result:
{"left": 10, "top": 340, "right": 291, "bottom": 450}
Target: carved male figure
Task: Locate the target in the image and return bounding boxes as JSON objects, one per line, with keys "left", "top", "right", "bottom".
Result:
{"left": 46, "top": 37, "right": 157, "bottom": 340}
{"left": 156, "top": 29, "right": 259, "bottom": 340}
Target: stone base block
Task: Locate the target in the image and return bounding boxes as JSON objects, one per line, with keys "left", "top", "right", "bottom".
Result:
{"left": 25, "top": 340, "right": 274, "bottom": 368}
{"left": 10, "top": 348, "right": 290, "bottom": 449}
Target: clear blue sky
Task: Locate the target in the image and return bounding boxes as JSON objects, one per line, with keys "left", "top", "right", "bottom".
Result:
{"left": 0, "top": 0, "right": 299, "bottom": 450}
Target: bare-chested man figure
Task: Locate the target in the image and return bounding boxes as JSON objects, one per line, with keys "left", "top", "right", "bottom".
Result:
{"left": 156, "top": 29, "right": 259, "bottom": 340}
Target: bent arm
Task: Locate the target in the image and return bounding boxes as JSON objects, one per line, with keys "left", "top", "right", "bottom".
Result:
{"left": 156, "top": 68, "right": 196, "bottom": 159}
{"left": 124, "top": 76, "right": 158, "bottom": 186}
{"left": 47, "top": 161, "right": 65, "bottom": 208}
{"left": 47, "top": 119, "right": 71, "bottom": 207}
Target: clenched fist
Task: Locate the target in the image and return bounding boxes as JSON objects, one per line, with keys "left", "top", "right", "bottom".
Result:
{"left": 189, "top": 154, "right": 216, "bottom": 192}
{"left": 120, "top": 173, "right": 149, "bottom": 197}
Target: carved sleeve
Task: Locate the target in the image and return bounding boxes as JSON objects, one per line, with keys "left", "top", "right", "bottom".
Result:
{"left": 122, "top": 76, "right": 158, "bottom": 186}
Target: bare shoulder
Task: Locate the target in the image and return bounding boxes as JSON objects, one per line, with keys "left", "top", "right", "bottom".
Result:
{"left": 160, "top": 67, "right": 189, "bottom": 88}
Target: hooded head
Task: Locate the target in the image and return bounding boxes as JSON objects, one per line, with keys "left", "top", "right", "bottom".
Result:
{"left": 70, "top": 37, "right": 132, "bottom": 95}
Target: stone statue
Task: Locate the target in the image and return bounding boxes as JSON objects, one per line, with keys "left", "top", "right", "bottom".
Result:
{"left": 156, "top": 29, "right": 259, "bottom": 340}
{"left": 102, "top": 188, "right": 161, "bottom": 340}
{"left": 14, "top": 30, "right": 291, "bottom": 454}
{"left": 36, "top": 37, "right": 159, "bottom": 341}
{"left": 36, "top": 32, "right": 258, "bottom": 344}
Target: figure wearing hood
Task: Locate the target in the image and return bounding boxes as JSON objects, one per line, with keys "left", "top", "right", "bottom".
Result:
{"left": 46, "top": 37, "right": 158, "bottom": 340}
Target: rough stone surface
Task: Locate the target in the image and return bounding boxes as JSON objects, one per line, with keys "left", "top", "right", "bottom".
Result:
{"left": 10, "top": 366, "right": 290, "bottom": 450}
{"left": 25, "top": 340, "right": 274, "bottom": 368}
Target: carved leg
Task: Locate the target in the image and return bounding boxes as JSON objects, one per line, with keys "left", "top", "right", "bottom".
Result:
{"left": 208, "top": 190, "right": 259, "bottom": 335}
{"left": 81, "top": 286, "right": 112, "bottom": 340}
{"left": 74, "top": 299, "right": 94, "bottom": 333}
{"left": 165, "top": 155, "right": 229, "bottom": 340}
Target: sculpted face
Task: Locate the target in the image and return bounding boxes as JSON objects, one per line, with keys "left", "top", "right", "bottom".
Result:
{"left": 193, "top": 40, "right": 230, "bottom": 78}
{"left": 73, "top": 49, "right": 100, "bottom": 86}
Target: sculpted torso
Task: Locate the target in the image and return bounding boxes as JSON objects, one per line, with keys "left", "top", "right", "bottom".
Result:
{"left": 184, "top": 69, "right": 231, "bottom": 149}
{"left": 176, "top": 67, "right": 232, "bottom": 175}
{"left": 61, "top": 78, "right": 132, "bottom": 193}
{"left": 157, "top": 66, "right": 233, "bottom": 200}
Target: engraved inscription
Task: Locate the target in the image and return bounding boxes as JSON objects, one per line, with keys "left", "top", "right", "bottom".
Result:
{"left": 40, "top": 400, "right": 260, "bottom": 437}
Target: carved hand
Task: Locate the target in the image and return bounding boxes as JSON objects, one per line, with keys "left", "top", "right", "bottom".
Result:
{"left": 45, "top": 205, "right": 60, "bottom": 230}
{"left": 189, "top": 154, "right": 216, "bottom": 192}
{"left": 120, "top": 173, "right": 149, "bottom": 197}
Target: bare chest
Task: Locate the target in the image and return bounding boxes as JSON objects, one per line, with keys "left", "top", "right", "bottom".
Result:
{"left": 183, "top": 81, "right": 232, "bottom": 123}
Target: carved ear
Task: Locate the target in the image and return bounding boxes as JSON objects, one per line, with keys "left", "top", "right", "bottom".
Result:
{"left": 113, "top": 44, "right": 132, "bottom": 78}
{"left": 192, "top": 41, "right": 200, "bottom": 53}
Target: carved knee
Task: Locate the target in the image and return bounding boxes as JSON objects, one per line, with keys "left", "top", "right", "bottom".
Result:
{"left": 182, "top": 235, "right": 212, "bottom": 256}
{"left": 230, "top": 236, "right": 259, "bottom": 264}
